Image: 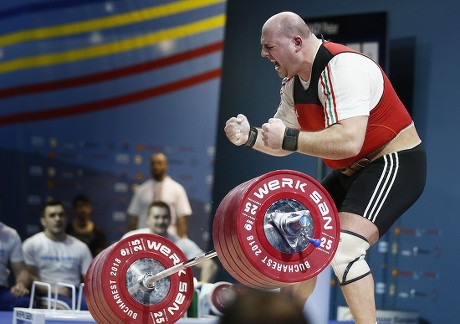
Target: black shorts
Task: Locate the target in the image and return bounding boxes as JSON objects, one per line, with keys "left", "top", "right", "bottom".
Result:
{"left": 321, "top": 144, "right": 427, "bottom": 237}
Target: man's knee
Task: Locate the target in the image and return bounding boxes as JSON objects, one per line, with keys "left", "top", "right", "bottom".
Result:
{"left": 331, "top": 230, "right": 371, "bottom": 285}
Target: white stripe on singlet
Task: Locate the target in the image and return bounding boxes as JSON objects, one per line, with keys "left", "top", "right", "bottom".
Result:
{"left": 363, "top": 152, "right": 400, "bottom": 223}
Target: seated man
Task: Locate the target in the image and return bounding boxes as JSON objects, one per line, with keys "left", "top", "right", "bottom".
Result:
{"left": 123, "top": 201, "right": 217, "bottom": 283}
{"left": 23, "top": 200, "right": 93, "bottom": 310}
{"left": 66, "top": 194, "right": 108, "bottom": 257}
{"left": 0, "top": 222, "right": 31, "bottom": 310}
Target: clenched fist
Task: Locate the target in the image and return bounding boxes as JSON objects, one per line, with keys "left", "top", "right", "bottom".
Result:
{"left": 261, "top": 118, "right": 286, "bottom": 150}
{"left": 224, "top": 114, "right": 251, "bottom": 146}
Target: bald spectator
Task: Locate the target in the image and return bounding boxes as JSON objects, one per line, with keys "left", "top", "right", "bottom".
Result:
{"left": 127, "top": 152, "right": 192, "bottom": 237}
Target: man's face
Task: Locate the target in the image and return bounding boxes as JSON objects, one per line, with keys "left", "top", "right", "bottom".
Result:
{"left": 74, "top": 201, "right": 92, "bottom": 220}
{"left": 260, "top": 27, "right": 298, "bottom": 78}
{"left": 147, "top": 206, "right": 170, "bottom": 235}
{"left": 41, "top": 205, "right": 67, "bottom": 235}
{"left": 150, "top": 154, "right": 168, "bottom": 180}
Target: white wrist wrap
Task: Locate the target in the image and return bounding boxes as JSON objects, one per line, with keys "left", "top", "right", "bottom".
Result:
{"left": 331, "top": 230, "right": 371, "bottom": 285}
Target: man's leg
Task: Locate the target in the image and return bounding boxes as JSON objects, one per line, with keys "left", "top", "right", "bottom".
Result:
{"left": 333, "top": 213, "right": 380, "bottom": 324}
{"left": 341, "top": 274, "right": 376, "bottom": 324}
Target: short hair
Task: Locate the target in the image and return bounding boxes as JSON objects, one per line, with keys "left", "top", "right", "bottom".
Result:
{"left": 148, "top": 201, "right": 171, "bottom": 217}
{"left": 151, "top": 152, "right": 168, "bottom": 162}
{"left": 73, "top": 194, "right": 91, "bottom": 207}
{"left": 41, "top": 199, "right": 65, "bottom": 217}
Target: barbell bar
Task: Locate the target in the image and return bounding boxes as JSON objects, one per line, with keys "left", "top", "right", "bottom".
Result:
{"left": 143, "top": 226, "right": 321, "bottom": 290}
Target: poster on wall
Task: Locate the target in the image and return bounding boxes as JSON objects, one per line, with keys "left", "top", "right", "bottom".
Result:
{"left": 304, "top": 12, "right": 387, "bottom": 68}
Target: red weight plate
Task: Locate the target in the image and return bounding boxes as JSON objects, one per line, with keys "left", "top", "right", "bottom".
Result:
{"left": 212, "top": 192, "right": 245, "bottom": 286}
{"left": 209, "top": 282, "right": 235, "bottom": 315}
{"left": 89, "top": 244, "right": 122, "bottom": 324}
{"left": 220, "top": 218, "right": 267, "bottom": 288}
{"left": 85, "top": 246, "right": 110, "bottom": 323}
{"left": 83, "top": 252, "right": 103, "bottom": 324}
{"left": 213, "top": 187, "right": 263, "bottom": 288}
{"left": 96, "top": 236, "right": 185, "bottom": 324}
{"left": 95, "top": 236, "right": 170, "bottom": 324}
{"left": 214, "top": 231, "right": 259, "bottom": 289}
{"left": 217, "top": 177, "right": 292, "bottom": 288}
{"left": 221, "top": 188, "right": 282, "bottom": 288}
{"left": 216, "top": 184, "right": 274, "bottom": 288}
{"left": 99, "top": 234, "right": 194, "bottom": 324}
{"left": 235, "top": 170, "right": 340, "bottom": 283}
{"left": 218, "top": 175, "right": 291, "bottom": 288}
{"left": 236, "top": 191, "right": 319, "bottom": 286}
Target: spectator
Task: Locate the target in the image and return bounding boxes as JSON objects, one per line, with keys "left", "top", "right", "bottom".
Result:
{"left": 127, "top": 152, "right": 192, "bottom": 237}
{"left": 0, "top": 222, "right": 31, "bottom": 310}
{"left": 66, "top": 194, "right": 107, "bottom": 257}
{"left": 23, "top": 200, "right": 93, "bottom": 309}
{"left": 123, "top": 201, "right": 217, "bottom": 283}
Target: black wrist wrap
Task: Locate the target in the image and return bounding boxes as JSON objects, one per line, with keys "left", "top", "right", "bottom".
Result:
{"left": 282, "top": 127, "right": 299, "bottom": 151}
{"left": 244, "top": 127, "right": 258, "bottom": 148}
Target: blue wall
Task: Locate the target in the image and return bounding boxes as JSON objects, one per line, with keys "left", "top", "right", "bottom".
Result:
{"left": 213, "top": 0, "right": 459, "bottom": 322}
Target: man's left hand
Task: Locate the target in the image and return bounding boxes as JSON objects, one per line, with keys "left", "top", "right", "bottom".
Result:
{"left": 261, "top": 118, "right": 286, "bottom": 150}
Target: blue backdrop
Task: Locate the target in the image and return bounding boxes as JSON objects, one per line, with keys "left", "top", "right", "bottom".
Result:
{"left": 0, "top": 0, "right": 227, "bottom": 250}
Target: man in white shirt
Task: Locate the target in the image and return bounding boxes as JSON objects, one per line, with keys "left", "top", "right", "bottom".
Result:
{"left": 123, "top": 201, "right": 217, "bottom": 283}
{"left": 127, "top": 152, "right": 192, "bottom": 237}
{"left": 23, "top": 200, "right": 93, "bottom": 309}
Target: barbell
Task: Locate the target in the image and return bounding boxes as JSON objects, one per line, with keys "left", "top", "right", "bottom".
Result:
{"left": 84, "top": 170, "right": 340, "bottom": 323}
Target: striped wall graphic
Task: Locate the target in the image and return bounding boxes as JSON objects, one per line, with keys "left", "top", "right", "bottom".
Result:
{"left": 0, "top": 0, "right": 226, "bottom": 124}
{"left": 0, "top": 0, "right": 227, "bottom": 246}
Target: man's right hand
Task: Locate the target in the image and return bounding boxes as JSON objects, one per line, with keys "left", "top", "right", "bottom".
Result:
{"left": 10, "top": 282, "right": 29, "bottom": 297}
{"left": 224, "top": 114, "right": 251, "bottom": 146}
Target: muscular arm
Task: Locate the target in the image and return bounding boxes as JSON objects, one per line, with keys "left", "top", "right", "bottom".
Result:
{"left": 295, "top": 116, "right": 368, "bottom": 159}
{"left": 225, "top": 114, "right": 368, "bottom": 160}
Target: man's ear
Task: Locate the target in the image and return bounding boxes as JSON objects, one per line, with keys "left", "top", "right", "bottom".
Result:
{"left": 293, "top": 36, "right": 302, "bottom": 52}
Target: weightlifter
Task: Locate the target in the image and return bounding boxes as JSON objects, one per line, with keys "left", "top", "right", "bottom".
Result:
{"left": 224, "top": 11, "right": 427, "bottom": 324}
{"left": 123, "top": 201, "right": 218, "bottom": 283}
